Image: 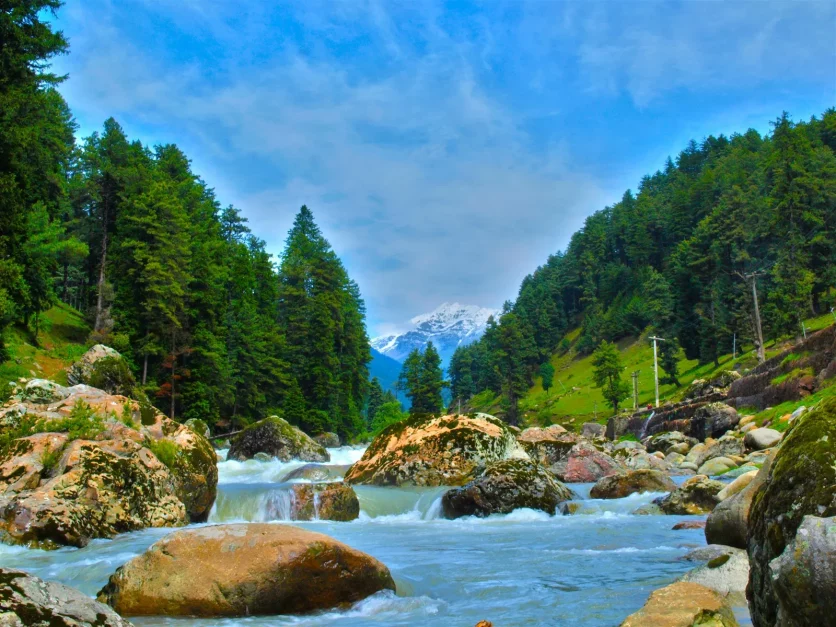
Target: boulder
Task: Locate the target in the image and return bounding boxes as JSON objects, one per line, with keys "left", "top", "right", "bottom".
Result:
{"left": 697, "top": 457, "right": 737, "bottom": 477}
{"left": 622, "top": 450, "right": 671, "bottom": 473}
{"left": 279, "top": 463, "right": 351, "bottom": 482}
{"left": 646, "top": 431, "right": 697, "bottom": 455}
{"left": 691, "top": 403, "right": 740, "bottom": 440}
{"left": 314, "top": 432, "right": 340, "bottom": 448}
{"left": 705, "top": 462, "right": 770, "bottom": 549}
{"left": 770, "top": 515, "right": 836, "bottom": 627}
{"left": 0, "top": 384, "right": 217, "bottom": 548}
{"left": 551, "top": 441, "right": 624, "bottom": 483}
{"left": 589, "top": 469, "right": 676, "bottom": 499}
{"left": 97, "top": 524, "right": 395, "bottom": 617}
{"left": 747, "top": 398, "right": 836, "bottom": 627}
{"left": 743, "top": 427, "right": 782, "bottom": 451}
{"left": 716, "top": 470, "right": 758, "bottom": 502}
{"left": 184, "top": 418, "right": 210, "bottom": 439}
{"left": 516, "top": 428, "right": 579, "bottom": 473}
{"left": 684, "top": 545, "right": 740, "bottom": 562}
{"left": 441, "top": 459, "right": 572, "bottom": 518}
{"left": 345, "top": 414, "right": 525, "bottom": 487}
{"left": 619, "top": 582, "right": 739, "bottom": 627}
{"left": 654, "top": 475, "right": 725, "bottom": 515}
{"left": 66, "top": 345, "right": 135, "bottom": 397}
{"left": 0, "top": 567, "right": 132, "bottom": 626}
{"left": 672, "top": 520, "right": 705, "bottom": 530}
{"left": 679, "top": 548, "right": 749, "bottom": 602}
{"left": 687, "top": 435, "right": 745, "bottom": 468}
{"left": 581, "top": 422, "right": 605, "bottom": 438}
{"left": 227, "top": 416, "right": 329, "bottom": 463}
{"left": 287, "top": 483, "right": 360, "bottom": 521}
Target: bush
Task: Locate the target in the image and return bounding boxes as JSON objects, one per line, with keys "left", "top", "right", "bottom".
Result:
{"left": 371, "top": 401, "right": 408, "bottom": 437}
{"left": 42, "top": 399, "right": 104, "bottom": 441}
{"left": 88, "top": 356, "right": 136, "bottom": 397}
{"left": 39, "top": 443, "right": 64, "bottom": 477}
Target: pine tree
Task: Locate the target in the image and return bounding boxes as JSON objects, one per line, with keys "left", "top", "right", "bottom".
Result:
{"left": 592, "top": 341, "right": 630, "bottom": 413}
{"left": 540, "top": 362, "right": 555, "bottom": 392}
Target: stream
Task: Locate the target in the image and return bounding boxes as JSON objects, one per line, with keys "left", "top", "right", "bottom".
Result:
{"left": 0, "top": 446, "right": 752, "bottom": 626}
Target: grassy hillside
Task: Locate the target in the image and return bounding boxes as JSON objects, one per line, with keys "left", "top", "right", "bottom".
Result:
{"left": 0, "top": 303, "right": 90, "bottom": 389}
{"left": 471, "top": 311, "right": 836, "bottom": 432}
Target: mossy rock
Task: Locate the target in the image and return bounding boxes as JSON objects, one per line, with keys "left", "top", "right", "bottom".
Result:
{"left": 184, "top": 418, "right": 210, "bottom": 439}
{"left": 746, "top": 397, "right": 836, "bottom": 627}
{"left": 441, "top": 458, "right": 574, "bottom": 518}
{"left": 228, "top": 416, "right": 329, "bottom": 463}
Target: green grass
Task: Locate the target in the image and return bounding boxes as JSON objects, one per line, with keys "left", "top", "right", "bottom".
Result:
{"left": 514, "top": 312, "right": 834, "bottom": 431}
{"left": 739, "top": 377, "right": 836, "bottom": 433}
{"left": 146, "top": 439, "right": 180, "bottom": 469}
{"left": 0, "top": 303, "right": 89, "bottom": 387}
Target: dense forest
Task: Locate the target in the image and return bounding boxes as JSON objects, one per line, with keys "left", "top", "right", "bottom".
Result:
{"left": 0, "top": 2, "right": 370, "bottom": 438}
{"left": 451, "top": 109, "right": 836, "bottom": 424}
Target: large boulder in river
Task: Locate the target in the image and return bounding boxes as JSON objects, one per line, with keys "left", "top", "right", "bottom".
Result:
{"left": 743, "top": 427, "right": 782, "bottom": 451}
{"left": 97, "top": 524, "right": 395, "bottom": 617}
{"left": 0, "top": 382, "right": 217, "bottom": 548}
{"left": 0, "top": 567, "right": 133, "bottom": 626}
{"left": 679, "top": 548, "right": 749, "bottom": 603}
{"left": 620, "top": 581, "right": 739, "bottom": 627}
{"left": 287, "top": 482, "right": 360, "bottom": 521}
{"left": 705, "top": 464, "right": 769, "bottom": 549}
{"left": 314, "top": 432, "right": 340, "bottom": 448}
{"left": 345, "top": 413, "right": 525, "bottom": 486}
{"left": 551, "top": 441, "right": 624, "bottom": 483}
{"left": 441, "top": 459, "right": 573, "bottom": 518}
{"left": 589, "top": 469, "right": 676, "bottom": 499}
{"left": 515, "top": 426, "right": 578, "bottom": 472}
{"left": 746, "top": 398, "right": 836, "bottom": 627}
{"left": 227, "top": 416, "right": 329, "bottom": 463}
{"left": 654, "top": 475, "right": 725, "bottom": 515}
{"left": 769, "top": 515, "right": 836, "bottom": 627}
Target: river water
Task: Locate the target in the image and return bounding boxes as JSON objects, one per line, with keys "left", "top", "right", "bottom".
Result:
{"left": 0, "top": 447, "right": 752, "bottom": 626}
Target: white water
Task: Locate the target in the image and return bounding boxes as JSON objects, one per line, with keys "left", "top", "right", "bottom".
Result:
{"left": 0, "top": 445, "right": 752, "bottom": 626}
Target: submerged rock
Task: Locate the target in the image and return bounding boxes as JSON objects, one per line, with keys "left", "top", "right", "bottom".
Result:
{"left": 345, "top": 413, "right": 525, "bottom": 487}
{"left": 770, "top": 515, "right": 836, "bottom": 627}
{"left": 97, "top": 524, "right": 395, "bottom": 617}
{"left": 654, "top": 475, "right": 725, "bottom": 515}
{"left": 287, "top": 483, "right": 360, "bottom": 521}
{"left": 441, "top": 458, "right": 573, "bottom": 518}
{"left": 0, "top": 383, "right": 217, "bottom": 548}
{"left": 0, "top": 567, "right": 132, "bottom": 626}
{"left": 747, "top": 398, "right": 836, "bottom": 627}
{"left": 620, "top": 581, "right": 739, "bottom": 627}
{"left": 314, "top": 432, "right": 340, "bottom": 448}
{"left": 227, "top": 416, "right": 329, "bottom": 463}
{"left": 589, "top": 469, "right": 675, "bottom": 499}
{"left": 279, "top": 463, "right": 351, "bottom": 482}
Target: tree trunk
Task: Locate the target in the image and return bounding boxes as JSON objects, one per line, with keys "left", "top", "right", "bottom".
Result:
{"left": 169, "top": 332, "right": 176, "bottom": 421}
{"left": 62, "top": 262, "right": 69, "bottom": 303}
{"left": 142, "top": 353, "right": 148, "bottom": 386}
{"left": 93, "top": 208, "right": 109, "bottom": 332}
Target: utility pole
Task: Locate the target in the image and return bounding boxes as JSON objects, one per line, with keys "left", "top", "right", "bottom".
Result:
{"left": 737, "top": 271, "right": 766, "bottom": 363}
{"left": 649, "top": 336, "right": 665, "bottom": 408}
{"left": 631, "top": 371, "right": 639, "bottom": 410}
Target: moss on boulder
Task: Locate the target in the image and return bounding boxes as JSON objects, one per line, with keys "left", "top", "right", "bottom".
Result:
{"left": 227, "top": 416, "right": 329, "bottom": 463}
{"left": 441, "top": 458, "right": 573, "bottom": 518}
{"left": 654, "top": 475, "right": 725, "bottom": 515}
{"left": 344, "top": 413, "right": 525, "bottom": 487}
{"left": 746, "top": 397, "right": 836, "bottom": 627}
{"left": 589, "top": 469, "right": 676, "bottom": 499}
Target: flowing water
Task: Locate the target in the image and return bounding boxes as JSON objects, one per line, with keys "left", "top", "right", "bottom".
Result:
{"left": 0, "top": 446, "right": 752, "bottom": 626}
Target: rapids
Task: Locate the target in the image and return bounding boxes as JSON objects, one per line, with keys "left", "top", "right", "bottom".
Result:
{"left": 0, "top": 446, "right": 752, "bottom": 626}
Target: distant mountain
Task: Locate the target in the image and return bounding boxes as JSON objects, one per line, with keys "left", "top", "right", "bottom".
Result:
{"left": 372, "top": 302, "right": 500, "bottom": 367}
{"left": 368, "top": 348, "right": 402, "bottom": 394}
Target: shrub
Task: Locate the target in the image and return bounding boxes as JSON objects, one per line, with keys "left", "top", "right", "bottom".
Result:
{"left": 39, "top": 444, "right": 64, "bottom": 477}
{"left": 42, "top": 400, "right": 104, "bottom": 441}
{"left": 147, "top": 438, "right": 180, "bottom": 469}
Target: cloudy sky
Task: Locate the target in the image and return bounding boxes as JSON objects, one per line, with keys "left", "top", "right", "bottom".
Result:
{"left": 52, "top": 1, "right": 836, "bottom": 336}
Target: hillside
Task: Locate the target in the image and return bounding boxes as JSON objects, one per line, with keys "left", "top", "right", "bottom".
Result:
{"left": 0, "top": 304, "right": 90, "bottom": 394}
{"left": 469, "top": 311, "right": 836, "bottom": 432}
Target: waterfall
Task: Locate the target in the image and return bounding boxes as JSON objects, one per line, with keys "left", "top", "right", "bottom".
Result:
{"left": 640, "top": 411, "right": 655, "bottom": 440}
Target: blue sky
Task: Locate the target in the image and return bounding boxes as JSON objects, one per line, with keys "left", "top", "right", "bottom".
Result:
{"left": 51, "top": 1, "right": 836, "bottom": 336}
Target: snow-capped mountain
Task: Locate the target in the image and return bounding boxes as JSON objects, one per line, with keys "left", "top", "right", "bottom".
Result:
{"left": 372, "top": 302, "right": 500, "bottom": 367}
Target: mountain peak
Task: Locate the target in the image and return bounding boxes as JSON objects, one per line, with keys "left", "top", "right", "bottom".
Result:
{"left": 372, "top": 302, "right": 500, "bottom": 366}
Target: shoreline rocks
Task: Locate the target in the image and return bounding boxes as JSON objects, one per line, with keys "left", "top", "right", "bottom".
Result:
{"left": 551, "top": 441, "right": 623, "bottom": 483}
{"left": 441, "top": 459, "right": 573, "bottom": 518}
{"left": 345, "top": 413, "right": 525, "bottom": 487}
{"left": 589, "top": 469, "right": 675, "bottom": 499}
{"left": 287, "top": 483, "right": 360, "bottom": 521}
{"left": 97, "top": 524, "right": 395, "bottom": 617}
{"left": 620, "top": 581, "right": 739, "bottom": 627}
{"left": 0, "top": 567, "right": 133, "bottom": 626}
{"left": 654, "top": 475, "right": 724, "bottom": 515}
{"left": 227, "top": 416, "right": 329, "bottom": 463}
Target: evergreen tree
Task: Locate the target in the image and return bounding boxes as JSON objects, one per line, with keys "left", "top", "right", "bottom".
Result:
{"left": 398, "top": 342, "right": 446, "bottom": 415}
{"left": 540, "top": 362, "right": 555, "bottom": 392}
{"left": 592, "top": 341, "right": 630, "bottom": 413}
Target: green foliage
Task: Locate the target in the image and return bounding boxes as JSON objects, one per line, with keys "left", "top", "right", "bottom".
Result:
{"left": 146, "top": 438, "right": 180, "bottom": 469}
{"left": 398, "top": 342, "right": 446, "bottom": 415}
{"left": 38, "top": 443, "right": 63, "bottom": 477}
{"left": 539, "top": 362, "right": 555, "bottom": 392}
{"left": 371, "top": 401, "right": 408, "bottom": 436}
{"left": 617, "top": 433, "right": 639, "bottom": 443}
{"left": 43, "top": 399, "right": 104, "bottom": 440}
{"left": 592, "top": 341, "right": 630, "bottom": 413}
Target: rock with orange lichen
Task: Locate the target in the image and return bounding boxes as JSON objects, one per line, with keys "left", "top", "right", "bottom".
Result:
{"left": 97, "top": 524, "right": 395, "bottom": 617}
{"left": 620, "top": 582, "right": 739, "bottom": 627}
{"left": 345, "top": 413, "right": 527, "bottom": 486}
{"left": 0, "top": 380, "right": 217, "bottom": 548}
